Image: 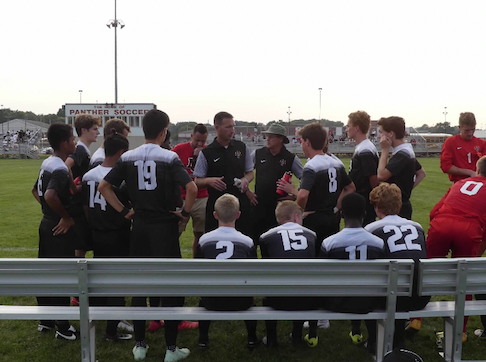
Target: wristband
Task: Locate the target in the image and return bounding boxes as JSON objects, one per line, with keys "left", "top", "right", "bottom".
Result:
{"left": 120, "top": 207, "right": 130, "bottom": 217}
{"left": 181, "top": 209, "right": 190, "bottom": 218}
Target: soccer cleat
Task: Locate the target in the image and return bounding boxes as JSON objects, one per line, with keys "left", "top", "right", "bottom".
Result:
{"left": 38, "top": 321, "right": 56, "bottom": 332}
{"left": 71, "top": 297, "right": 79, "bottom": 306}
{"left": 405, "top": 319, "right": 421, "bottom": 332}
{"left": 118, "top": 320, "right": 134, "bottom": 333}
{"left": 55, "top": 326, "right": 79, "bottom": 341}
{"left": 436, "top": 331, "right": 444, "bottom": 352}
{"left": 133, "top": 344, "right": 149, "bottom": 360}
{"left": 148, "top": 320, "right": 164, "bottom": 333}
{"left": 474, "top": 329, "right": 486, "bottom": 339}
{"left": 304, "top": 334, "right": 319, "bottom": 347}
{"left": 103, "top": 333, "right": 132, "bottom": 342}
{"left": 349, "top": 331, "right": 364, "bottom": 345}
{"left": 178, "top": 321, "right": 198, "bottom": 330}
{"left": 164, "top": 347, "right": 190, "bottom": 362}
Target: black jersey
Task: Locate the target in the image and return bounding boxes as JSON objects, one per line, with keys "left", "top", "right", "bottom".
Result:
{"left": 365, "top": 215, "right": 426, "bottom": 261}
{"left": 386, "top": 143, "right": 421, "bottom": 202}
{"left": 197, "top": 227, "right": 256, "bottom": 259}
{"left": 349, "top": 139, "right": 378, "bottom": 198}
{"left": 68, "top": 141, "right": 91, "bottom": 216}
{"left": 82, "top": 165, "right": 131, "bottom": 232}
{"left": 34, "top": 156, "right": 71, "bottom": 222}
{"left": 104, "top": 143, "right": 192, "bottom": 223}
{"left": 320, "top": 227, "right": 385, "bottom": 313}
{"left": 89, "top": 148, "right": 105, "bottom": 169}
{"left": 300, "top": 154, "right": 352, "bottom": 214}
{"left": 259, "top": 222, "right": 316, "bottom": 258}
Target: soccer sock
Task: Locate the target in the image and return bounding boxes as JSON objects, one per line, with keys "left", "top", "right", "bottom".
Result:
{"left": 164, "top": 320, "right": 179, "bottom": 347}
{"left": 244, "top": 320, "right": 258, "bottom": 341}
{"left": 351, "top": 320, "right": 361, "bottom": 335}
{"left": 198, "top": 320, "right": 210, "bottom": 342}
{"left": 264, "top": 320, "right": 278, "bottom": 343}
{"left": 308, "top": 320, "right": 318, "bottom": 339}
{"left": 292, "top": 321, "right": 304, "bottom": 340}
{"left": 135, "top": 340, "right": 147, "bottom": 348}
{"left": 167, "top": 345, "right": 176, "bottom": 352}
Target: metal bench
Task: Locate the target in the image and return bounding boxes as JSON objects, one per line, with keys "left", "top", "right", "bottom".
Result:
{"left": 0, "top": 258, "right": 415, "bottom": 362}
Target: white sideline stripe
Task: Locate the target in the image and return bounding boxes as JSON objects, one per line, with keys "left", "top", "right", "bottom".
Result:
{"left": 0, "top": 247, "right": 193, "bottom": 253}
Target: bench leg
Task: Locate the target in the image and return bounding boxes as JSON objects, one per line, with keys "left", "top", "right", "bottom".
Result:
{"left": 376, "top": 319, "right": 394, "bottom": 362}
{"left": 81, "top": 320, "right": 96, "bottom": 362}
{"left": 90, "top": 320, "right": 96, "bottom": 362}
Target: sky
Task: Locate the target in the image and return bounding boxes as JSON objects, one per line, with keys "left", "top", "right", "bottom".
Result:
{"left": 1, "top": 0, "right": 486, "bottom": 128}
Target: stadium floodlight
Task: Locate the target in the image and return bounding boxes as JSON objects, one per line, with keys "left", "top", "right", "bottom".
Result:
{"left": 106, "top": 0, "right": 125, "bottom": 104}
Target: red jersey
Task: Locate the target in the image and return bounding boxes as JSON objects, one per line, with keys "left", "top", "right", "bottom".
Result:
{"left": 172, "top": 142, "right": 209, "bottom": 199}
{"left": 430, "top": 175, "right": 486, "bottom": 225}
{"left": 440, "top": 135, "right": 486, "bottom": 182}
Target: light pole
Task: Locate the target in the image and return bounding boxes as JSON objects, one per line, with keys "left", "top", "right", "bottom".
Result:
{"left": 443, "top": 106, "right": 448, "bottom": 123}
{"left": 106, "top": 0, "right": 125, "bottom": 104}
{"left": 79, "top": 90, "right": 83, "bottom": 103}
{"left": 318, "top": 88, "right": 322, "bottom": 120}
{"left": 287, "top": 106, "right": 292, "bottom": 124}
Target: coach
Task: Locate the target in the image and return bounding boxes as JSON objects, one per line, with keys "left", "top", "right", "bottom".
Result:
{"left": 246, "top": 124, "right": 303, "bottom": 244}
{"left": 193, "top": 112, "right": 254, "bottom": 235}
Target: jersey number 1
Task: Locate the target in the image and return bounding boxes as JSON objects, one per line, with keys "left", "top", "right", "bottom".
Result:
{"left": 87, "top": 180, "right": 107, "bottom": 211}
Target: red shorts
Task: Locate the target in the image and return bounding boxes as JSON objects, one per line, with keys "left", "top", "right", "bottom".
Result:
{"left": 426, "top": 217, "right": 483, "bottom": 258}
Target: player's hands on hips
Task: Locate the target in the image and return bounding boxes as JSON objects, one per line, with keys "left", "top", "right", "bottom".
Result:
{"left": 239, "top": 177, "right": 249, "bottom": 193}
{"left": 52, "top": 217, "right": 75, "bottom": 236}
{"left": 208, "top": 177, "right": 226, "bottom": 191}
{"left": 379, "top": 135, "right": 392, "bottom": 150}
{"left": 125, "top": 209, "right": 135, "bottom": 220}
{"left": 246, "top": 190, "right": 258, "bottom": 206}
{"left": 302, "top": 211, "right": 315, "bottom": 219}
{"left": 172, "top": 210, "right": 190, "bottom": 224}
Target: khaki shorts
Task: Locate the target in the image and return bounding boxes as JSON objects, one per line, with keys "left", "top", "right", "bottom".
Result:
{"left": 179, "top": 197, "right": 208, "bottom": 234}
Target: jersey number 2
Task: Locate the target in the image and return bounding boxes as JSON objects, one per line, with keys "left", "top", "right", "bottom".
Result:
{"left": 383, "top": 225, "right": 421, "bottom": 253}
{"left": 216, "top": 241, "right": 234, "bottom": 259}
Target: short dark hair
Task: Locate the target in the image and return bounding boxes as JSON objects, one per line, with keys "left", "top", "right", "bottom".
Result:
{"left": 298, "top": 122, "right": 327, "bottom": 150}
{"left": 193, "top": 123, "right": 208, "bottom": 134}
{"left": 74, "top": 114, "right": 101, "bottom": 137}
{"left": 47, "top": 123, "right": 73, "bottom": 151}
{"left": 142, "top": 109, "right": 170, "bottom": 140}
{"left": 104, "top": 118, "right": 131, "bottom": 138}
{"left": 214, "top": 112, "right": 233, "bottom": 126}
{"left": 377, "top": 116, "right": 405, "bottom": 139}
{"left": 341, "top": 193, "right": 366, "bottom": 220}
{"left": 104, "top": 129, "right": 129, "bottom": 157}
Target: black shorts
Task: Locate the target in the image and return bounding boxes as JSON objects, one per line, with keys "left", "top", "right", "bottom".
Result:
{"left": 38, "top": 218, "right": 76, "bottom": 258}
{"left": 251, "top": 202, "right": 279, "bottom": 245}
{"left": 200, "top": 297, "right": 254, "bottom": 311}
{"left": 72, "top": 214, "right": 93, "bottom": 251}
{"left": 93, "top": 228, "right": 130, "bottom": 258}
{"left": 303, "top": 212, "right": 340, "bottom": 254}
{"left": 130, "top": 218, "right": 181, "bottom": 258}
{"left": 398, "top": 200, "right": 412, "bottom": 220}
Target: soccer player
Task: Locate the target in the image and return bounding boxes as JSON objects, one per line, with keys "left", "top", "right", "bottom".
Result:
{"left": 196, "top": 194, "right": 259, "bottom": 351}
{"left": 259, "top": 201, "right": 318, "bottom": 347}
{"left": 246, "top": 124, "right": 304, "bottom": 245}
{"left": 65, "top": 114, "right": 101, "bottom": 259}
{"left": 440, "top": 112, "right": 486, "bottom": 183}
{"left": 90, "top": 118, "right": 131, "bottom": 168}
{"left": 377, "top": 116, "right": 426, "bottom": 219}
{"left": 99, "top": 109, "right": 197, "bottom": 362}
{"left": 172, "top": 124, "right": 209, "bottom": 257}
{"left": 278, "top": 122, "right": 355, "bottom": 250}
{"left": 425, "top": 156, "right": 486, "bottom": 342}
{"left": 32, "top": 123, "right": 79, "bottom": 340}
{"left": 193, "top": 112, "right": 254, "bottom": 235}
{"left": 346, "top": 111, "right": 379, "bottom": 225}
{"left": 82, "top": 130, "right": 132, "bottom": 341}
{"left": 319, "top": 193, "right": 384, "bottom": 350}
{"left": 365, "top": 183, "right": 429, "bottom": 351}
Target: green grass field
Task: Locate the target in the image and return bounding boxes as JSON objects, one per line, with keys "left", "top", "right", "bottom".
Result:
{"left": 0, "top": 157, "right": 485, "bottom": 362}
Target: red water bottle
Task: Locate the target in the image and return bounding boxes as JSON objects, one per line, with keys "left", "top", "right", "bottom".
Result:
{"left": 276, "top": 171, "right": 292, "bottom": 195}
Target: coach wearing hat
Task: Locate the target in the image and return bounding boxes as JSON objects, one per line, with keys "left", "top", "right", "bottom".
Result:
{"left": 246, "top": 124, "right": 304, "bottom": 244}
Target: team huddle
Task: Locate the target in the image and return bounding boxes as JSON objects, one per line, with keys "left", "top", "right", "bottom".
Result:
{"left": 32, "top": 109, "right": 486, "bottom": 361}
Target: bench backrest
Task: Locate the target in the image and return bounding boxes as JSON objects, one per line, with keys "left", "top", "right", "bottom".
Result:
{"left": 418, "top": 258, "right": 486, "bottom": 296}
{"left": 0, "top": 258, "right": 414, "bottom": 298}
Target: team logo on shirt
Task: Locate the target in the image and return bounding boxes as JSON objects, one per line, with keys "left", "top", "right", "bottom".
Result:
{"left": 475, "top": 146, "right": 483, "bottom": 158}
{"left": 279, "top": 159, "right": 287, "bottom": 166}
{"left": 235, "top": 150, "right": 242, "bottom": 159}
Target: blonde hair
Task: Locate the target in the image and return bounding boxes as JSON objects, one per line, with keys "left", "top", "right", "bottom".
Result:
{"left": 477, "top": 156, "right": 486, "bottom": 176}
{"left": 214, "top": 194, "right": 240, "bottom": 223}
{"left": 369, "top": 183, "right": 402, "bottom": 216}
{"left": 275, "top": 201, "right": 302, "bottom": 224}
{"left": 348, "top": 111, "right": 371, "bottom": 134}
